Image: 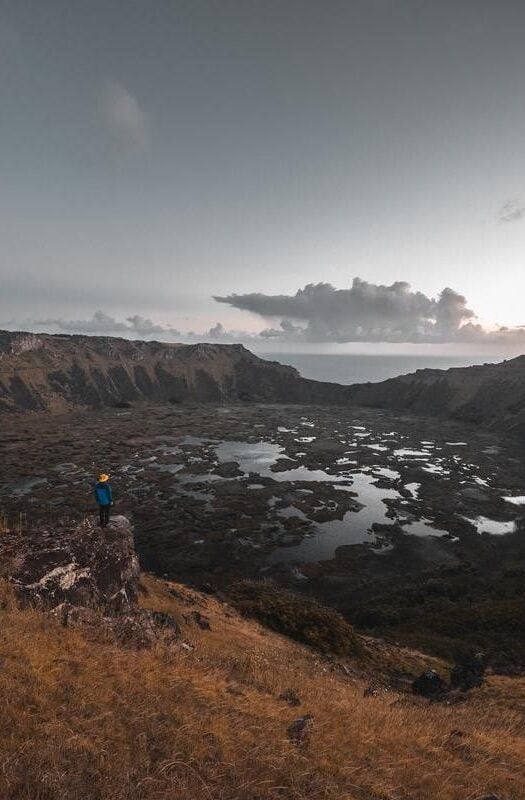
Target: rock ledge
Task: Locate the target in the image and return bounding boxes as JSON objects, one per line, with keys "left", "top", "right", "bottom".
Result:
{"left": 1, "top": 515, "right": 180, "bottom": 648}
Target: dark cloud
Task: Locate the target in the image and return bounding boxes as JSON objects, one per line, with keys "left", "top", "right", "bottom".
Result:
{"left": 498, "top": 196, "right": 525, "bottom": 223}
{"left": 215, "top": 279, "right": 481, "bottom": 344}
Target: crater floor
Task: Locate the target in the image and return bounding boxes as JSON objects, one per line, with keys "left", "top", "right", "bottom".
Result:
{"left": 2, "top": 402, "right": 524, "bottom": 565}
{"left": 2, "top": 402, "right": 525, "bottom": 660}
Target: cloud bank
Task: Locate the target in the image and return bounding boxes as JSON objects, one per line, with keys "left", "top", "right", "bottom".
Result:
{"left": 4, "top": 279, "right": 525, "bottom": 349}
{"left": 215, "top": 278, "right": 525, "bottom": 345}
{"left": 27, "top": 311, "right": 179, "bottom": 338}
{"left": 15, "top": 311, "right": 248, "bottom": 344}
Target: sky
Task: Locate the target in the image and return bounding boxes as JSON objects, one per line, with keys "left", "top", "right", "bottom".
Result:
{"left": 1, "top": 0, "right": 525, "bottom": 354}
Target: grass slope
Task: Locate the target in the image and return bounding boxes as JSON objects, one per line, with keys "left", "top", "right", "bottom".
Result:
{"left": 0, "top": 577, "right": 523, "bottom": 799}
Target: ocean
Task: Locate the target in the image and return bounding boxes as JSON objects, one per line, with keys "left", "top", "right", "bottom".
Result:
{"left": 258, "top": 352, "right": 501, "bottom": 385}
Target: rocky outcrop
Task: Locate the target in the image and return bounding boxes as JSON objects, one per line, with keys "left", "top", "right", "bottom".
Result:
{"left": 6, "top": 515, "right": 139, "bottom": 613}
{"left": 0, "top": 330, "right": 345, "bottom": 412}
{"left": 0, "top": 515, "right": 180, "bottom": 648}
{"left": 412, "top": 669, "right": 448, "bottom": 698}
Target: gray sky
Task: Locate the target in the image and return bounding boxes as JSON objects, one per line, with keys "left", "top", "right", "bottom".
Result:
{"left": 2, "top": 1, "right": 525, "bottom": 352}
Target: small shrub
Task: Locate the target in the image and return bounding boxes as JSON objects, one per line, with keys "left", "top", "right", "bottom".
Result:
{"left": 229, "top": 580, "right": 361, "bottom": 656}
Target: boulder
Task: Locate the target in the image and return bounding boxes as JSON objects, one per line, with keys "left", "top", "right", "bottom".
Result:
{"left": 412, "top": 669, "right": 448, "bottom": 698}
{"left": 287, "top": 714, "right": 314, "bottom": 747}
{"left": 450, "top": 652, "right": 485, "bottom": 691}
{"left": 8, "top": 515, "right": 140, "bottom": 614}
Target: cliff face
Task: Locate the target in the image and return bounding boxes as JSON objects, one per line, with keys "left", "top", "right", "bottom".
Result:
{"left": 346, "top": 355, "right": 525, "bottom": 438}
{"left": 2, "top": 329, "right": 525, "bottom": 439}
{"left": 0, "top": 330, "right": 344, "bottom": 412}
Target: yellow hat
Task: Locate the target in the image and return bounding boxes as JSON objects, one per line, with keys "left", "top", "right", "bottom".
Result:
{"left": 98, "top": 473, "right": 110, "bottom": 482}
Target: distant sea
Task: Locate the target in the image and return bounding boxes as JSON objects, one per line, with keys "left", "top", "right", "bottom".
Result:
{"left": 258, "top": 353, "right": 501, "bottom": 385}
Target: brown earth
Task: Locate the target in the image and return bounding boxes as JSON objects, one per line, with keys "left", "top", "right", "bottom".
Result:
{"left": 0, "top": 514, "right": 524, "bottom": 799}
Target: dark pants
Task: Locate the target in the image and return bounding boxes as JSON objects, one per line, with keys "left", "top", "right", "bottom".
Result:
{"left": 99, "top": 504, "right": 110, "bottom": 527}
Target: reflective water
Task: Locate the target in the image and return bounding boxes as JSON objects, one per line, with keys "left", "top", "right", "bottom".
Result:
{"left": 401, "top": 518, "right": 449, "bottom": 538}
{"left": 463, "top": 516, "right": 516, "bottom": 535}
{"left": 422, "top": 463, "right": 451, "bottom": 475}
{"left": 10, "top": 477, "right": 48, "bottom": 496}
{"left": 373, "top": 467, "right": 400, "bottom": 480}
{"left": 214, "top": 441, "right": 349, "bottom": 485}
{"left": 215, "top": 440, "right": 287, "bottom": 474}
{"left": 161, "top": 436, "right": 522, "bottom": 562}
{"left": 268, "top": 472, "right": 401, "bottom": 562}
{"left": 394, "top": 448, "right": 429, "bottom": 457}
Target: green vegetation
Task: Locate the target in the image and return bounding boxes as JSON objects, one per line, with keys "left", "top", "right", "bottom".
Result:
{"left": 346, "top": 560, "right": 525, "bottom": 669}
{"left": 229, "top": 580, "right": 361, "bottom": 656}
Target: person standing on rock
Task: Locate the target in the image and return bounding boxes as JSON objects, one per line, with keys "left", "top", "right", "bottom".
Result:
{"left": 94, "top": 473, "right": 113, "bottom": 527}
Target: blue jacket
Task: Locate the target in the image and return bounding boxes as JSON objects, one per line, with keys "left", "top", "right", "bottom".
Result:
{"left": 94, "top": 481, "right": 113, "bottom": 506}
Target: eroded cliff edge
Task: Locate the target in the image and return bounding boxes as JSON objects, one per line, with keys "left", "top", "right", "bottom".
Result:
{"left": 2, "top": 329, "right": 525, "bottom": 439}
{"left": 0, "top": 514, "right": 182, "bottom": 648}
{"left": 0, "top": 330, "right": 344, "bottom": 411}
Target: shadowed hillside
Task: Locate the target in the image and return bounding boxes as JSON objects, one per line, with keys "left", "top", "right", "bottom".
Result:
{"left": 2, "top": 330, "right": 525, "bottom": 440}
{"left": 0, "top": 514, "right": 524, "bottom": 799}
{"left": 0, "top": 330, "right": 345, "bottom": 412}
{"left": 346, "top": 355, "right": 525, "bottom": 438}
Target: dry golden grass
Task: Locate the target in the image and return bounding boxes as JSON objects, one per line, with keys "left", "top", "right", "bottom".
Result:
{"left": 0, "top": 575, "right": 523, "bottom": 799}
{"left": 0, "top": 510, "right": 10, "bottom": 534}
{"left": 0, "top": 510, "right": 28, "bottom": 535}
